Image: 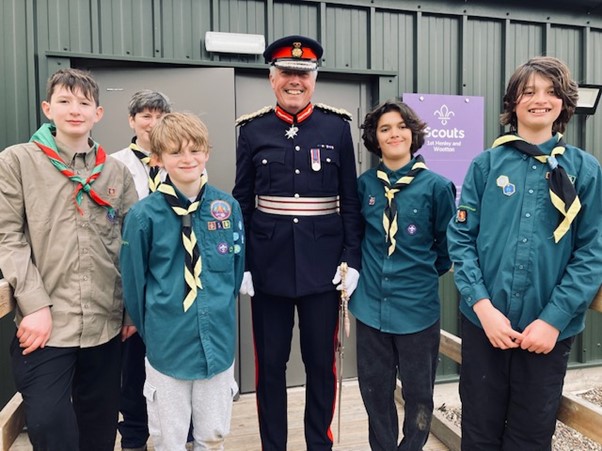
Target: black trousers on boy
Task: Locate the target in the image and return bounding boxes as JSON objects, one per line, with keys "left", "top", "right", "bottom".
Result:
{"left": 356, "top": 319, "right": 440, "bottom": 451}
{"left": 251, "top": 290, "right": 339, "bottom": 451}
{"left": 11, "top": 334, "right": 121, "bottom": 451}
{"left": 460, "top": 316, "right": 573, "bottom": 451}
{"left": 119, "top": 332, "right": 149, "bottom": 449}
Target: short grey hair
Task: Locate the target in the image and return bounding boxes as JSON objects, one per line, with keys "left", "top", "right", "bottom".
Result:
{"left": 269, "top": 65, "right": 318, "bottom": 80}
{"left": 128, "top": 89, "right": 172, "bottom": 116}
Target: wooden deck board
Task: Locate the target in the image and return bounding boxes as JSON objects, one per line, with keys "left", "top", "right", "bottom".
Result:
{"left": 10, "top": 379, "right": 448, "bottom": 450}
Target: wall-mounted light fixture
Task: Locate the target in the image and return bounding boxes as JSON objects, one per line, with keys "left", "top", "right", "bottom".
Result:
{"left": 575, "top": 84, "right": 602, "bottom": 115}
{"left": 204, "top": 32, "right": 265, "bottom": 55}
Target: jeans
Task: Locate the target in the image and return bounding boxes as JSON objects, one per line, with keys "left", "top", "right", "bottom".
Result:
{"left": 357, "top": 319, "right": 440, "bottom": 451}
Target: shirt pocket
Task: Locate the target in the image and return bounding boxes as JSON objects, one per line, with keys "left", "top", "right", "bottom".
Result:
{"left": 396, "top": 206, "right": 431, "bottom": 245}
{"left": 252, "top": 149, "right": 286, "bottom": 192}
{"left": 203, "top": 231, "right": 235, "bottom": 273}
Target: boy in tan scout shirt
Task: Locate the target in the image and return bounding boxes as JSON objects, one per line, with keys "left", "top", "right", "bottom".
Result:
{"left": 0, "top": 68, "right": 138, "bottom": 451}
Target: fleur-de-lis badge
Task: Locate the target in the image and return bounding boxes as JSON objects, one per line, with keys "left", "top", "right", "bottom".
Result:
{"left": 434, "top": 104, "right": 455, "bottom": 125}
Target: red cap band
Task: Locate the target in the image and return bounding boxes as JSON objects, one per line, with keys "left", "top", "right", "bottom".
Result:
{"left": 270, "top": 44, "right": 318, "bottom": 61}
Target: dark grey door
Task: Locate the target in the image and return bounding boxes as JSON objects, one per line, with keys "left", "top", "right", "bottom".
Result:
{"left": 92, "top": 67, "right": 237, "bottom": 193}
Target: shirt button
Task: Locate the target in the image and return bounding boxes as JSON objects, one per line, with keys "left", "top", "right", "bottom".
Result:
{"left": 522, "top": 238, "right": 528, "bottom": 243}
{"left": 525, "top": 213, "right": 531, "bottom": 218}
{"left": 532, "top": 165, "right": 537, "bottom": 170}
{"left": 295, "top": 146, "right": 300, "bottom": 151}
{"left": 83, "top": 275, "right": 88, "bottom": 281}
{"left": 295, "top": 169, "right": 300, "bottom": 174}
{"left": 293, "top": 218, "right": 299, "bottom": 224}
{"left": 262, "top": 159, "right": 268, "bottom": 165}
{"left": 326, "top": 157, "right": 332, "bottom": 163}
{"left": 528, "top": 189, "right": 534, "bottom": 194}
{"left": 413, "top": 209, "right": 418, "bottom": 214}
{"left": 294, "top": 193, "right": 300, "bottom": 198}
{"left": 383, "top": 297, "right": 388, "bottom": 302}
{"left": 82, "top": 222, "right": 88, "bottom": 228}
{"left": 519, "top": 265, "right": 524, "bottom": 270}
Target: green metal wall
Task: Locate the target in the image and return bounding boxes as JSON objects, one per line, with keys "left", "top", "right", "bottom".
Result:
{"left": 1, "top": 0, "right": 601, "bottom": 404}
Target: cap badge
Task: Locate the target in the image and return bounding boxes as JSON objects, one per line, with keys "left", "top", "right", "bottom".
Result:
{"left": 291, "top": 42, "right": 303, "bottom": 58}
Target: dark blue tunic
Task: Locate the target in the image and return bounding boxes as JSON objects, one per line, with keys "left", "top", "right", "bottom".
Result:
{"left": 233, "top": 104, "right": 362, "bottom": 297}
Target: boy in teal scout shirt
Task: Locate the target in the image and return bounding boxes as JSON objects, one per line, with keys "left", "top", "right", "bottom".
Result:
{"left": 120, "top": 112, "right": 244, "bottom": 450}
{"left": 350, "top": 99, "right": 456, "bottom": 451}
{"left": 447, "top": 56, "right": 602, "bottom": 450}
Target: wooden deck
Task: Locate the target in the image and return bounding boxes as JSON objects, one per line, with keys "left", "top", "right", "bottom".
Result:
{"left": 10, "top": 379, "right": 448, "bottom": 450}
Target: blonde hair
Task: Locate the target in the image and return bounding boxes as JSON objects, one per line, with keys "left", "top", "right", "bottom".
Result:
{"left": 150, "top": 112, "right": 210, "bottom": 156}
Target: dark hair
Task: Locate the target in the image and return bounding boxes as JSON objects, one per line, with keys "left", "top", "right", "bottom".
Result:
{"left": 500, "top": 56, "right": 578, "bottom": 134}
{"left": 128, "top": 89, "right": 172, "bottom": 116}
{"left": 361, "top": 99, "right": 427, "bottom": 157}
{"left": 46, "top": 68, "right": 100, "bottom": 105}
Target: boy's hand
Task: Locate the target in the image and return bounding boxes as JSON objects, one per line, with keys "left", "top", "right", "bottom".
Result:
{"left": 17, "top": 307, "right": 53, "bottom": 355}
{"left": 121, "top": 325, "right": 137, "bottom": 341}
{"left": 473, "top": 299, "right": 523, "bottom": 349}
{"left": 519, "top": 319, "right": 560, "bottom": 354}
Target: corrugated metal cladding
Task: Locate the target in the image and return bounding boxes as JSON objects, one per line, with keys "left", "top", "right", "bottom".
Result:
{"left": 0, "top": 0, "right": 601, "bottom": 389}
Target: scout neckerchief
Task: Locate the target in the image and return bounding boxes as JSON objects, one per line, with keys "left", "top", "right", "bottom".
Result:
{"left": 376, "top": 155, "right": 427, "bottom": 256}
{"left": 31, "top": 123, "right": 115, "bottom": 217}
{"left": 129, "top": 137, "right": 161, "bottom": 193}
{"left": 492, "top": 133, "right": 580, "bottom": 243}
{"left": 158, "top": 174, "right": 208, "bottom": 312}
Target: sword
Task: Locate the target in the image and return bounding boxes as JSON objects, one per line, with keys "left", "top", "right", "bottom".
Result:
{"left": 337, "top": 262, "right": 350, "bottom": 443}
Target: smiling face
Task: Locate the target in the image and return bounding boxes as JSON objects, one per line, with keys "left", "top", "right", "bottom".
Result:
{"left": 514, "top": 73, "right": 563, "bottom": 142}
{"left": 376, "top": 111, "right": 413, "bottom": 170}
{"left": 41, "top": 85, "right": 103, "bottom": 149}
{"left": 157, "top": 139, "right": 209, "bottom": 198}
{"left": 129, "top": 108, "right": 165, "bottom": 151}
{"left": 269, "top": 67, "right": 316, "bottom": 114}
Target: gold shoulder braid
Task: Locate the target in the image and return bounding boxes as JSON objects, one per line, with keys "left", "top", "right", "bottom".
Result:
{"left": 236, "top": 106, "right": 274, "bottom": 126}
{"left": 314, "top": 103, "right": 352, "bottom": 121}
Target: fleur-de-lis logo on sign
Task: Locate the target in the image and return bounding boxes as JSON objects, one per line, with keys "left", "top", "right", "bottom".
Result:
{"left": 434, "top": 104, "right": 455, "bottom": 125}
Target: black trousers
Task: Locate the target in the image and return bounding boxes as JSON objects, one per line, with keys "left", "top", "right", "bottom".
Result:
{"left": 251, "top": 290, "right": 339, "bottom": 451}
{"left": 118, "top": 332, "right": 149, "bottom": 448}
{"left": 460, "top": 316, "right": 573, "bottom": 451}
{"left": 357, "top": 319, "right": 440, "bottom": 451}
{"left": 10, "top": 334, "right": 121, "bottom": 451}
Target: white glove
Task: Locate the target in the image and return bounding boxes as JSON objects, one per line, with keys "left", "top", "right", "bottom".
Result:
{"left": 332, "top": 266, "right": 360, "bottom": 297}
{"left": 239, "top": 271, "right": 255, "bottom": 297}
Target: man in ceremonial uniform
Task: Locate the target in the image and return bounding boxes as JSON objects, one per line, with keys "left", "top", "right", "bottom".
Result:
{"left": 233, "top": 35, "right": 362, "bottom": 451}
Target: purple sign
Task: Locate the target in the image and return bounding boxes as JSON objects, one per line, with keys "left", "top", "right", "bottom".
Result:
{"left": 403, "top": 93, "right": 484, "bottom": 202}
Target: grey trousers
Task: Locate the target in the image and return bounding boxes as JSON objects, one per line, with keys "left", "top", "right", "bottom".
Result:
{"left": 144, "top": 359, "right": 237, "bottom": 451}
